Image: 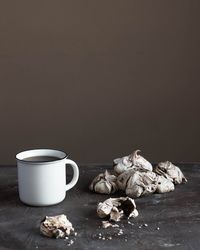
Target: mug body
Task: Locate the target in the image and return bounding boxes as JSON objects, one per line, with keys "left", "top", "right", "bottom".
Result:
{"left": 16, "top": 149, "right": 67, "bottom": 206}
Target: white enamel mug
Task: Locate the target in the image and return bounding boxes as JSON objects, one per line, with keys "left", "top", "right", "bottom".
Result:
{"left": 16, "top": 149, "right": 79, "bottom": 206}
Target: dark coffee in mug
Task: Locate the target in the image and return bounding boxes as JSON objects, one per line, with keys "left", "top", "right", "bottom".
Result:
{"left": 22, "top": 156, "right": 60, "bottom": 162}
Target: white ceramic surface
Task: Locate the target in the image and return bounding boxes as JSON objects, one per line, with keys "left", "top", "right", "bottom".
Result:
{"left": 16, "top": 149, "right": 79, "bottom": 206}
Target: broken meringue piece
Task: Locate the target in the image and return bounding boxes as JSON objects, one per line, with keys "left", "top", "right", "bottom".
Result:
{"left": 154, "top": 161, "right": 187, "bottom": 184}
{"left": 101, "top": 220, "right": 119, "bottom": 229}
{"left": 40, "top": 214, "right": 74, "bottom": 239}
{"left": 113, "top": 150, "right": 152, "bottom": 175}
{"left": 97, "top": 198, "right": 114, "bottom": 218}
{"left": 97, "top": 197, "right": 138, "bottom": 222}
{"left": 102, "top": 220, "right": 113, "bottom": 228}
{"left": 110, "top": 206, "right": 124, "bottom": 222}
{"left": 125, "top": 171, "right": 158, "bottom": 198}
{"left": 89, "top": 170, "right": 118, "bottom": 194}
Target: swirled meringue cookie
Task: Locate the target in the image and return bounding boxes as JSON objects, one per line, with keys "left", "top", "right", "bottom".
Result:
{"left": 154, "top": 161, "right": 187, "bottom": 184}
{"left": 89, "top": 170, "right": 118, "bottom": 194}
{"left": 113, "top": 150, "right": 153, "bottom": 175}
{"left": 117, "top": 169, "right": 175, "bottom": 197}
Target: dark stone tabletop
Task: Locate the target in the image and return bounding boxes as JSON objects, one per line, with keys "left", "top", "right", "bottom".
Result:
{"left": 0, "top": 163, "right": 200, "bottom": 250}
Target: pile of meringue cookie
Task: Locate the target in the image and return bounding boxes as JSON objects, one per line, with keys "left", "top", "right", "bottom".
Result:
{"left": 90, "top": 150, "right": 187, "bottom": 224}
{"left": 90, "top": 150, "right": 187, "bottom": 198}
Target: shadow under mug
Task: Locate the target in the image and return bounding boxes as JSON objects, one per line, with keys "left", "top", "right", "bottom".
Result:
{"left": 16, "top": 149, "right": 79, "bottom": 206}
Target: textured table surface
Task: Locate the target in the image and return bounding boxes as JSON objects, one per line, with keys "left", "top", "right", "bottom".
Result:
{"left": 0, "top": 163, "right": 200, "bottom": 250}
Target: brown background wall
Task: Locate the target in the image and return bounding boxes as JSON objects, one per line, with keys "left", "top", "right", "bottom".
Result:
{"left": 0, "top": 1, "right": 200, "bottom": 164}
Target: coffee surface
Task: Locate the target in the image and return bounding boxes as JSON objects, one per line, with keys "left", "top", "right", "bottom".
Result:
{"left": 22, "top": 156, "right": 60, "bottom": 162}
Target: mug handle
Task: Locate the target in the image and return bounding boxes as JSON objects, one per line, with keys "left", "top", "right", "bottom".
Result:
{"left": 64, "top": 158, "right": 79, "bottom": 191}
